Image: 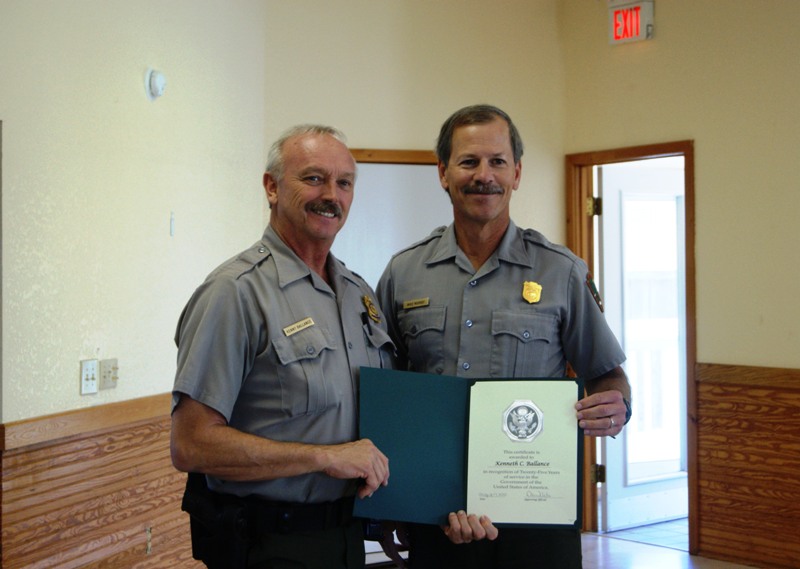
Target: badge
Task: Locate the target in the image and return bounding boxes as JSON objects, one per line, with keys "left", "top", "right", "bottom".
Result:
{"left": 502, "top": 400, "right": 543, "bottom": 442}
{"left": 362, "top": 295, "right": 381, "bottom": 323}
{"left": 522, "top": 281, "right": 542, "bottom": 304}
{"left": 585, "top": 273, "right": 604, "bottom": 312}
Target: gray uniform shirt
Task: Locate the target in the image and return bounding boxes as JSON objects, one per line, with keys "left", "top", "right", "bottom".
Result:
{"left": 173, "top": 225, "right": 394, "bottom": 503}
{"left": 376, "top": 221, "right": 625, "bottom": 380}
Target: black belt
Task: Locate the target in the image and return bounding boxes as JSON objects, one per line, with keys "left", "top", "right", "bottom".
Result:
{"left": 248, "top": 495, "right": 355, "bottom": 534}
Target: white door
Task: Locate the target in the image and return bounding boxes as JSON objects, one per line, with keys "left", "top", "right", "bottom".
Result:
{"left": 331, "top": 162, "right": 445, "bottom": 289}
{"left": 597, "top": 157, "right": 688, "bottom": 531}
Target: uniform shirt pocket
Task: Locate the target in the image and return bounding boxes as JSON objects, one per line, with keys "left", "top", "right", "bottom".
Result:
{"left": 490, "top": 310, "right": 563, "bottom": 377}
{"left": 397, "top": 306, "right": 447, "bottom": 373}
{"left": 271, "top": 326, "right": 335, "bottom": 416}
{"left": 363, "top": 325, "right": 396, "bottom": 368}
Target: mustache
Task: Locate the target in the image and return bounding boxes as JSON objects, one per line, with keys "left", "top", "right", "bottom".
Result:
{"left": 307, "top": 200, "right": 343, "bottom": 218}
{"left": 463, "top": 183, "right": 504, "bottom": 195}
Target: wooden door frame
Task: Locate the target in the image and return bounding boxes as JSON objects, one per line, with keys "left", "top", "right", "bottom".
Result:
{"left": 565, "top": 141, "right": 697, "bottom": 552}
{"left": 350, "top": 148, "right": 437, "bottom": 165}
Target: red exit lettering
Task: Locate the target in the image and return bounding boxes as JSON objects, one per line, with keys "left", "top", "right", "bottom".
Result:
{"left": 613, "top": 6, "right": 641, "bottom": 41}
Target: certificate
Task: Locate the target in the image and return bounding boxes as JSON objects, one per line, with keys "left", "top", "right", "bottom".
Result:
{"left": 466, "top": 380, "right": 582, "bottom": 527}
{"left": 353, "top": 367, "right": 583, "bottom": 528}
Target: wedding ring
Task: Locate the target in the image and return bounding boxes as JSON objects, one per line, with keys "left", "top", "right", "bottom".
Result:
{"left": 610, "top": 417, "right": 616, "bottom": 428}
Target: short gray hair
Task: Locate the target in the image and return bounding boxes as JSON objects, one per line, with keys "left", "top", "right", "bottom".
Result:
{"left": 265, "top": 124, "right": 348, "bottom": 182}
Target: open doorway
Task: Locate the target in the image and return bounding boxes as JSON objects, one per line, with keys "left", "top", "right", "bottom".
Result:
{"left": 1, "top": 121, "right": 3, "bottom": 422}
{"left": 598, "top": 157, "right": 688, "bottom": 547}
{"left": 566, "top": 141, "right": 698, "bottom": 553}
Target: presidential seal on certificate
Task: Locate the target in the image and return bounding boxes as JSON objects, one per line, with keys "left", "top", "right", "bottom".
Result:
{"left": 354, "top": 368, "right": 583, "bottom": 528}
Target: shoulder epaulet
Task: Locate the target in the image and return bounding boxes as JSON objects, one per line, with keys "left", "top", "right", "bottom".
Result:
{"left": 208, "top": 241, "right": 273, "bottom": 281}
{"left": 238, "top": 241, "right": 272, "bottom": 267}
{"left": 391, "top": 225, "right": 447, "bottom": 258}
{"left": 521, "top": 228, "right": 581, "bottom": 263}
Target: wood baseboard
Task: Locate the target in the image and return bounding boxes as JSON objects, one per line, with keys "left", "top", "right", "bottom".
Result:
{"left": 1, "top": 393, "right": 173, "bottom": 451}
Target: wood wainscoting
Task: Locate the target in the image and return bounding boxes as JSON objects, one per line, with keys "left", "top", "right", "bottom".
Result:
{"left": 696, "top": 363, "right": 800, "bottom": 569}
{"left": 3, "top": 366, "right": 799, "bottom": 568}
{"left": 0, "top": 394, "right": 200, "bottom": 569}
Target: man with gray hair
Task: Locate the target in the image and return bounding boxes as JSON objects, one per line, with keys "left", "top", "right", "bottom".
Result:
{"left": 171, "top": 125, "right": 394, "bottom": 568}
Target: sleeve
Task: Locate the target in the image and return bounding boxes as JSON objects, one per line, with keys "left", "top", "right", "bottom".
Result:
{"left": 376, "top": 260, "right": 409, "bottom": 370}
{"left": 172, "top": 277, "right": 256, "bottom": 421}
{"left": 560, "top": 258, "right": 626, "bottom": 380}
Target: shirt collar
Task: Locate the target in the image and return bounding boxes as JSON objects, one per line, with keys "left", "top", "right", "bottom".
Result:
{"left": 262, "top": 225, "right": 360, "bottom": 290}
{"left": 425, "top": 220, "right": 533, "bottom": 271}
{"left": 496, "top": 220, "right": 534, "bottom": 268}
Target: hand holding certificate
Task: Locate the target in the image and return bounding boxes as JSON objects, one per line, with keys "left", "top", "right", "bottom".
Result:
{"left": 354, "top": 368, "right": 583, "bottom": 528}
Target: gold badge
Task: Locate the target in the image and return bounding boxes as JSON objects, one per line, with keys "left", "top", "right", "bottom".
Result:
{"left": 362, "top": 295, "right": 381, "bottom": 323}
{"left": 522, "top": 282, "right": 542, "bottom": 304}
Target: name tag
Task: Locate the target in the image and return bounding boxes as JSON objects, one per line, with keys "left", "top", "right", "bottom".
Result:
{"left": 283, "top": 317, "right": 315, "bottom": 337}
{"left": 403, "top": 297, "right": 430, "bottom": 310}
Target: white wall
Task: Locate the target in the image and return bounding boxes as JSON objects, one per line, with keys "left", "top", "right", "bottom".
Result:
{"left": 262, "top": 0, "right": 567, "bottom": 240}
{"left": 2, "top": 0, "right": 567, "bottom": 422}
{"left": 559, "top": 0, "right": 800, "bottom": 369}
{"left": 10, "top": 0, "right": 791, "bottom": 423}
{"left": 331, "top": 163, "right": 450, "bottom": 289}
{"left": 0, "top": 0, "right": 267, "bottom": 421}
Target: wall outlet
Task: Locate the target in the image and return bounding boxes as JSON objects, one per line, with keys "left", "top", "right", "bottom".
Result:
{"left": 99, "top": 358, "right": 118, "bottom": 390}
{"left": 80, "top": 359, "right": 99, "bottom": 395}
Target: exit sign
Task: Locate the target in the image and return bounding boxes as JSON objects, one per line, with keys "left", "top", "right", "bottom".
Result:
{"left": 609, "top": 1, "right": 654, "bottom": 45}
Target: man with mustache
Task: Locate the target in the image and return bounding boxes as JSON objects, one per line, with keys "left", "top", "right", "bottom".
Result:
{"left": 377, "top": 105, "right": 631, "bottom": 568}
{"left": 171, "top": 125, "right": 394, "bottom": 568}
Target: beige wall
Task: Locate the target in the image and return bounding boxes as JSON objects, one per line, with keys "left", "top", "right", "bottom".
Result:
{"left": 560, "top": 0, "right": 800, "bottom": 369}
{"left": 1, "top": 0, "right": 568, "bottom": 422}
{"left": 263, "top": 0, "right": 568, "bottom": 237}
{"left": 2, "top": 0, "right": 797, "bottom": 422}
{"left": 0, "top": 0, "right": 267, "bottom": 421}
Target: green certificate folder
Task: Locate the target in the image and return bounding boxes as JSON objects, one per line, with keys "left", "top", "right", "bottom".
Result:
{"left": 354, "top": 367, "right": 468, "bottom": 525}
{"left": 353, "top": 367, "right": 583, "bottom": 528}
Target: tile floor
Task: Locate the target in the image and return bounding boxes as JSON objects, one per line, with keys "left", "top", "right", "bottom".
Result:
{"left": 582, "top": 533, "right": 758, "bottom": 569}
{"left": 584, "top": 518, "right": 758, "bottom": 569}
{"left": 606, "top": 517, "right": 690, "bottom": 550}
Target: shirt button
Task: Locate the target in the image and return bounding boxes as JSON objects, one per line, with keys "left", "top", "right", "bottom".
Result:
{"left": 522, "top": 330, "right": 531, "bottom": 339}
{"left": 410, "top": 325, "right": 418, "bottom": 334}
{"left": 462, "top": 362, "right": 471, "bottom": 370}
{"left": 469, "top": 280, "right": 478, "bottom": 287}
{"left": 347, "top": 341, "right": 354, "bottom": 349}
{"left": 465, "top": 319, "right": 473, "bottom": 328}
{"left": 306, "top": 346, "right": 315, "bottom": 355}
{"left": 258, "top": 247, "right": 266, "bottom": 253}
